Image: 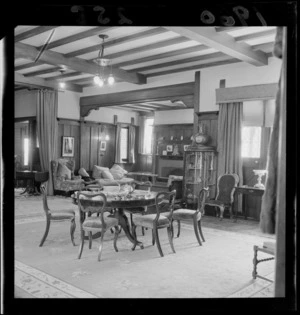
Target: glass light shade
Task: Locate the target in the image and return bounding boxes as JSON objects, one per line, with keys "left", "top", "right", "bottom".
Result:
{"left": 94, "top": 75, "right": 100, "bottom": 84}
{"left": 108, "top": 75, "right": 115, "bottom": 85}
{"left": 98, "top": 78, "right": 104, "bottom": 87}
{"left": 59, "top": 82, "right": 66, "bottom": 88}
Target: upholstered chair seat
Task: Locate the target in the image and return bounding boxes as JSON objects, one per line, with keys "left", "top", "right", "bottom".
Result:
{"left": 49, "top": 209, "right": 76, "bottom": 220}
{"left": 132, "top": 214, "right": 170, "bottom": 229}
{"left": 82, "top": 213, "right": 118, "bottom": 229}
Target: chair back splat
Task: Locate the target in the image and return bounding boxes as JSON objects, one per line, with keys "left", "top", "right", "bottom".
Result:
{"left": 77, "top": 191, "right": 119, "bottom": 261}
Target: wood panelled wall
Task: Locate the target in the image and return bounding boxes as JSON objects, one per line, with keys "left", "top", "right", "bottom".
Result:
{"left": 196, "top": 111, "right": 219, "bottom": 147}
{"left": 80, "top": 122, "right": 116, "bottom": 171}
{"left": 57, "top": 119, "right": 81, "bottom": 170}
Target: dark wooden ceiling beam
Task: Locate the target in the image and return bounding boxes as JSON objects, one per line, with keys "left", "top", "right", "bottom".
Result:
{"left": 80, "top": 82, "right": 195, "bottom": 116}
{"left": 15, "top": 35, "right": 190, "bottom": 73}
{"left": 234, "top": 29, "right": 276, "bottom": 42}
{"left": 15, "top": 26, "right": 58, "bottom": 42}
{"left": 15, "top": 73, "right": 83, "bottom": 93}
{"left": 127, "top": 52, "right": 228, "bottom": 73}
{"left": 64, "top": 27, "right": 168, "bottom": 58}
{"left": 145, "top": 51, "right": 273, "bottom": 78}
{"left": 165, "top": 27, "right": 268, "bottom": 66}
{"left": 215, "top": 27, "right": 247, "bottom": 32}
{"left": 146, "top": 59, "right": 241, "bottom": 77}
{"left": 15, "top": 42, "right": 146, "bottom": 85}
{"left": 24, "top": 67, "right": 62, "bottom": 77}
{"left": 112, "top": 44, "right": 209, "bottom": 68}
{"left": 15, "top": 26, "right": 113, "bottom": 72}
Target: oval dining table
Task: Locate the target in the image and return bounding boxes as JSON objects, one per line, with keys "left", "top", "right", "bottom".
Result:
{"left": 71, "top": 186, "right": 158, "bottom": 249}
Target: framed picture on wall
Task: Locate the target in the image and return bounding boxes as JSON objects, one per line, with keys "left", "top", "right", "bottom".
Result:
{"left": 62, "top": 136, "right": 74, "bottom": 157}
{"left": 100, "top": 141, "right": 107, "bottom": 151}
{"left": 166, "top": 145, "right": 173, "bottom": 152}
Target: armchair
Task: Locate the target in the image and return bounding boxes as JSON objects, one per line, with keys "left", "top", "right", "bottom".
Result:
{"left": 51, "top": 158, "right": 85, "bottom": 195}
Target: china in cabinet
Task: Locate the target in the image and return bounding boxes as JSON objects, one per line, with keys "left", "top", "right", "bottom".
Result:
{"left": 183, "top": 146, "right": 217, "bottom": 209}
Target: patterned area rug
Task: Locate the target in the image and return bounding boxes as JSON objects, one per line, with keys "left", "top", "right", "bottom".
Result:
{"left": 14, "top": 194, "right": 275, "bottom": 298}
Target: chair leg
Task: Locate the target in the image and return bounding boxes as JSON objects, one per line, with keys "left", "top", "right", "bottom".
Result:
{"left": 219, "top": 206, "right": 225, "bottom": 221}
{"left": 153, "top": 227, "right": 164, "bottom": 257}
{"left": 70, "top": 218, "right": 76, "bottom": 246}
{"left": 152, "top": 229, "right": 155, "bottom": 245}
{"left": 142, "top": 227, "right": 145, "bottom": 236}
{"left": 39, "top": 218, "right": 51, "bottom": 247}
{"left": 167, "top": 226, "right": 176, "bottom": 254}
{"left": 97, "top": 229, "right": 106, "bottom": 261}
{"left": 77, "top": 230, "right": 85, "bottom": 259}
{"left": 131, "top": 224, "right": 138, "bottom": 251}
{"left": 177, "top": 220, "right": 181, "bottom": 238}
{"left": 88, "top": 232, "right": 93, "bottom": 249}
{"left": 228, "top": 205, "right": 233, "bottom": 219}
{"left": 252, "top": 245, "right": 258, "bottom": 279}
{"left": 193, "top": 217, "right": 202, "bottom": 246}
{"left": 113, "top": 226, "right": 120, "bottom": 252}
{"left": 198, "top": 220, "right": 205, "bottom": 242}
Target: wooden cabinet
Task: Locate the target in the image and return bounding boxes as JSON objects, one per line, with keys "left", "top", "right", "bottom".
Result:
{"left": 183, "top": 146, "right": 217, "bottom": 208}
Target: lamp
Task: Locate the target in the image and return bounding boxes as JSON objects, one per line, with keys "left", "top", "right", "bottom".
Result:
{"left": 93, "top": 34, "right": 114, "bottom": 87}
{"left": 59, "top": 69, "right": 66, "bottom": 89}
{"left": 253, "top": 169, "right": 267, "bottom": 189}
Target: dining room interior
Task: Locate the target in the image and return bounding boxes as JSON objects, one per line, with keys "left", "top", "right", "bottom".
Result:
{"left": 10, "top": 21, "right": 296, "bottom": 307}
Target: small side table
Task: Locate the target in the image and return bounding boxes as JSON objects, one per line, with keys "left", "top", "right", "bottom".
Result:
{"left": 234, "top": 186, "right": 265, "bottom": 221}
{"left": 16, "top": 170, "right": 39, "bottom": 195}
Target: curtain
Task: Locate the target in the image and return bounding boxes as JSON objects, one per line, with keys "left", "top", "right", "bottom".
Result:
{"left": 36, "top": 90, "right": 58, "bottom": 195}
{"left": 138, "top": 116, "right": 146, "bottom": 154}
{"left": 260, "top": 27, "right": 283, "bottom": 234}
{"left": 128, "top": 125, "right": 135, "bottom": 163}
{"left": 217, "top": 102, "right": 243, "bottom": 185}
{"left": 114, "top": 124, "right": 121, "bottom": 163}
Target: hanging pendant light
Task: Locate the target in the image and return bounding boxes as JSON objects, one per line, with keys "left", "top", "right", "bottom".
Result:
{"left": 93, "top": 34, "right": 114, "bottom": 88}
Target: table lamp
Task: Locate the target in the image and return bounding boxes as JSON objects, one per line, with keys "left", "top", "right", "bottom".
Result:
{"left": 253, "top": 169, "right": 267, "bottom": 189}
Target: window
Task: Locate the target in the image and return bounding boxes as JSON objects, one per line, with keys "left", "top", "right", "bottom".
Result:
{"left": 143, "top": 118, "right": 154, "bottom": 154}
{"left": 241, "top": 126, "right": 261, "bottom": 158}
{"left": 120, "top": 127, "right": 129, "bottom": 161}
{"left": 24, "top": 138, "right": 29, "bottom": 166}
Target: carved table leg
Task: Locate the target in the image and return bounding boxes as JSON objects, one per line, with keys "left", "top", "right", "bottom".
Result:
{"left": 115, "top": 208, "right": 144, "bottom": 249}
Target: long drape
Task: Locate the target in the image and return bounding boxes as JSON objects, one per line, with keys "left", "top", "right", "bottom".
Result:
{"left": 128, "top": 125, "right": 135, "bottom": 163}
{"left": 36, "top": 90, "right": 58, "bottom": 195}
{"left": 114, "top": 124, "right": 121, "bottom": 163}
{"left": 260, "top": 27, "right": 283, "bottom": 235}
{"left": 217, "top": 102, "right": 243, "bottom": 185}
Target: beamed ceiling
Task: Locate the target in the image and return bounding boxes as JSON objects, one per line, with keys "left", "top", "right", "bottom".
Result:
{"left": 15, "top": 25, "right": 276, "bottom": 113}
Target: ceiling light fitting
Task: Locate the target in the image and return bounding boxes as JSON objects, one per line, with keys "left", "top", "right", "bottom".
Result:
{"left": 59, "top": 69, "right": 66, "bottom": 89}
{"left": 94, "top": 35, "right": 114, "bottom": 88}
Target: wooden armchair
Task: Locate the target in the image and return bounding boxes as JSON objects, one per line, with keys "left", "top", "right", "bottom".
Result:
{"left": 204, "top": 174, "right": 239, "bottom": 220}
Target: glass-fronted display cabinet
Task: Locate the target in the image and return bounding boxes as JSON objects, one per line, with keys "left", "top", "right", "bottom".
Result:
{"left": 183, "top": 146, "right": 217, "bottom": 209}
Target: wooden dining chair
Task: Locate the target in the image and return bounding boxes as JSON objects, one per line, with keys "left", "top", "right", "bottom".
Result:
{"left": 124, "top": 180, "right": 153, "bottom": 236}
{"left": 77, "top": 191, "right": 120, "bottom": 261}
{"left": 131, "top": 190, "right": 176, "bottom": 257}
{"left": 161, "top": 188, "right": 209, "bottom": 246}
{"left": 35, "top": 172, "right": 76, "bottom": 247}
